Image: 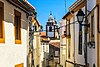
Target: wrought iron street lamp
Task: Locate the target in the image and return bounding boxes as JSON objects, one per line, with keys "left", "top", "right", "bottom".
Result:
{"left": 76, "top": 9, "right": 85, "bottom": 24}
{"left": 76, "top": 9, "right": 88, "bottom": 67}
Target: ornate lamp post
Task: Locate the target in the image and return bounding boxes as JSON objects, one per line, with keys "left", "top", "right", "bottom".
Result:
{"left": 28, "top": 14, "right": 35, "bottom": 67}
{"left": 76, "top": 9, "right": 88, "bottom": 67}
{"left": 76, "top": 9, "right": 85, "bottom": 25}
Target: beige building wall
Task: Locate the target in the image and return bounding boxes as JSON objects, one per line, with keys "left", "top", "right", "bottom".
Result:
{"left": 60, "top": 19, "right": 67, "bottom": 67}
{"left": 66, "top": 17, "right": 74, "bottom": 67}
{"left": 61, "top": 1, "right": 86, "bottom": 67}
{"left": 33, "top": 19, "right": 41, "bottom": 67}
{"left": 0, "top": 0, "right": 29, "bottom": 67}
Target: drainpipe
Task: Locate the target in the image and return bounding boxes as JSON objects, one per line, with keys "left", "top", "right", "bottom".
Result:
{"left": 84, "top": 0, "right": 88, "bottom": 66}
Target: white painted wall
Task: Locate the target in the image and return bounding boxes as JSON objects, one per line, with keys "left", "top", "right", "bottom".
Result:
{"left": 87, "top": 0, "right": 97, "bottom": 66}
{"left": 87, "top": 0, "right": 98, "bottom": 67}
{"left": 0, "top": 0, "right": 28, "bottom": 67}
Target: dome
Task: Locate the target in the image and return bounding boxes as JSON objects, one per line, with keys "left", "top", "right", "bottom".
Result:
{"left": 48, "top": 12, "right": 54, "bottom": 22}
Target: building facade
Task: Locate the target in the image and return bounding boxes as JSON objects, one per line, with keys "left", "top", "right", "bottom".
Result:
{"left": 0, "top": 0, "right": 36, "bottom": 67}
{"left": 33, "top": 18, "right": 41, "bottom": 67}
{"left": 46, "top": 13, "right": 59, "bottom": 39}
{"left": 49, "top": 40, "right": 60, "bottom": 67}
{"left": 87, "top": 0, "right": 100, "bottom": 67}
{"left": 40, "top": 32, "right": 50, "bottom": 67}
{"left": 60, "top": 0, "right": 100, "bottom": 67}
{"left": 60, "top": 19, "right": 67, "bottom": 67}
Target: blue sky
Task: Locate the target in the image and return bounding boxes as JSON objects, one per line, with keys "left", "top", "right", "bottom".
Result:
{"left": 28, "top": 0, "right": 76, "bottom": 29}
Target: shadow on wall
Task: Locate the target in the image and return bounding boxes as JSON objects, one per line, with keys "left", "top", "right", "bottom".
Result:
{"left": 5, "top": 19, "right": 28, "bottom": 29}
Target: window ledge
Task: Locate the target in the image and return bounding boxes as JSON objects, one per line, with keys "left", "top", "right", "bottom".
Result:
{"left": 15, "top": 40, "right": 21, "bottom": 44}
{"left": 0, "top": 38, "right": 5, "bottom": 43}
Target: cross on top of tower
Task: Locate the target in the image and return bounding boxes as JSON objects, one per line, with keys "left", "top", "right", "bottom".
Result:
{"left": 50, "top": 11, "right": 52, "bottom": 15}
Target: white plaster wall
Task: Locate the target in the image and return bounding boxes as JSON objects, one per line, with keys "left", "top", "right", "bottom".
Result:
{"left": 87, "top": 0, "right": 96, "bottom": 11}
{"left": 87, "top": 8, "right": 97, "bottom": 67}
{"left": 87, "top": 0, "right": 98, "bottom": 66}
{"left": 0, "top": 0, "right": 28, "bottom": 67}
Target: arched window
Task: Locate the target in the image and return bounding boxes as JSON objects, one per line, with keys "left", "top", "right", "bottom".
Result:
{"left": 34, "top": 25, "right": 37, "bottom": 31}
{"left": 49, "top": 26, "right": 52, "bottom": 32}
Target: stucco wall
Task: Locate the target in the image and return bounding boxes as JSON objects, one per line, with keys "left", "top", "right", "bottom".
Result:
{"left": 0, "top": 0, "right": 28, "bottom": 67}
{"left": 87, "top": 4, "right": 98, "bottom": 67}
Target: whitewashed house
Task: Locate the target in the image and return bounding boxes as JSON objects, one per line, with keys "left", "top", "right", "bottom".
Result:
{"left": 60, "top": 0, "right": 86, "bottom": 67}
{"left": 60, "top": 0, "right": 100, "bottom": 67}
{"left": 87, "top": 0, "right": 100, "bottom": 67}
{"left": 0, "top": 0, "right": 36, "bottom": 67}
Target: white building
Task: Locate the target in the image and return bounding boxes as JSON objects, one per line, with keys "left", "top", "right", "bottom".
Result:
{"left": 60, "top": 19, "right": 67, "bottom": 67}
{"left": 60, "top": 0, "right": 86, "bottom": 67}
{"left": 0, "top": 0, "right": 36, "bottom": 67}
{"left": 87, "top": 0, "right": 100, "bottom": 67}
{"left": 40, "top": 32, "right": 50, "bottom": 67}
{"left": 60, "top": 0, "right": 100, "bottom": 67}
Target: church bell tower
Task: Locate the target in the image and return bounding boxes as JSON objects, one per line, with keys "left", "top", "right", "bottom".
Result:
{"left": 46, "top": 12, "right": 59, "bottom": 39}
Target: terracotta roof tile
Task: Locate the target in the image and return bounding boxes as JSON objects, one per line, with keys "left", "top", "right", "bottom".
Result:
{"left": 49, "top": 42, "right": 60, "bottom": 48}
{"left": 40, "top": 32, "right": 46, "bottom": 36}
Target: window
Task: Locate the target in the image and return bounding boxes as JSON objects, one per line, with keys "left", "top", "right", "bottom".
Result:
{"left": 66, "top": 20, "right": 70, "bottom": 36}
{"left": 43, "top": 45, "right": 45, "bottom": 51}
{"left": 49, "top": 26, "right": 52, "bottom": 32}
{"left": 68, "top": 20, "right": 70, "bottom": 35}
{"left": 34, "top": 25, "right": 37, "bottom": 31}
{"left": 68, "top": 39, "right": 71, "bottom": 58}
{"left": 91, "top": 14, "right": 94, "bottom": 41}
{"left": 14, "top": 10, "right": 21, "bottom": 44}
{"left": 55, "top": 51, "right": 59, "bottom": 57}
{"left": 78, "top": 24, "right": 82, "bottom": 55}
{"left": 0, "top": 1, "right": 4, "bottom": 43}
{"left": 46, "top": 46, "right": 49, "bottom": 52}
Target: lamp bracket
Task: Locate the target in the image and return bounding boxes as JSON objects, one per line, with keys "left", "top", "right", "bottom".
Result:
{"left": 80, "top": 23, "right": 90, "bottom": 27}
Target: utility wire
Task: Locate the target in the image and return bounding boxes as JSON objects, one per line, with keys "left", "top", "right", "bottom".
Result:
{"left": 34, "top": 21, "right": 78, "bottom": 32}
